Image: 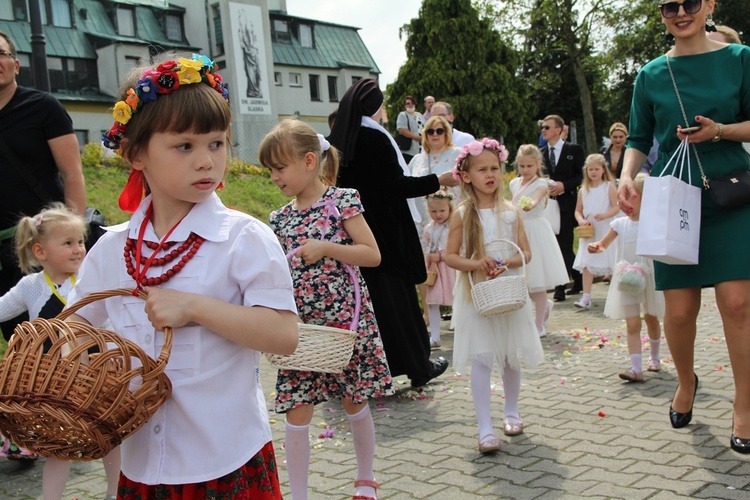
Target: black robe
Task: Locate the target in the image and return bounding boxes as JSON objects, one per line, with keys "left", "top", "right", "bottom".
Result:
{"left": 337, "top": 127, "right": 440, "bottom": 378}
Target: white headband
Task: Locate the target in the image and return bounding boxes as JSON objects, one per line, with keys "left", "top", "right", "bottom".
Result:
{"left": 317, "top": 133, "right": 330, "bottom": 152}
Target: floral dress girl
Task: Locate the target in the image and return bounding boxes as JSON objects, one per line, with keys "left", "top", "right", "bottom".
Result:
{"left": 269, "top": 186, "right": 394, "bottom": 412}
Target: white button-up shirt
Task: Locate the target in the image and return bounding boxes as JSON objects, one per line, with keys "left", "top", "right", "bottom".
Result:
{"left": 68, "top": 193, "right": 296, "bottom": 485}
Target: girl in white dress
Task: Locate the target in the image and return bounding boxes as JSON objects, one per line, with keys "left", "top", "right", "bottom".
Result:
{"left": 445, "top": 139, "right": 544, "bottom": 454}
{"left": 509, "top": 145, "right": 569, "bottom": 337}
{"left": 572, "top": 154, "right": 619, "bottom": 309}
{"left": 588, "top": 174, "right": 664, "bottom": 382}
{"left": 423, "top": 190, "right": 455, "bottom": 349}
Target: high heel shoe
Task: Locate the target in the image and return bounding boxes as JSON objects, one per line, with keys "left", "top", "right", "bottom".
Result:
{"left": 730, "top": 414, "right": 750, "bottom": 454}
{"left": 669, "top": 373, "right": 698, "bottom": 429}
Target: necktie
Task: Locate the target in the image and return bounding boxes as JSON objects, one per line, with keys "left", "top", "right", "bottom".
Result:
{"left": 549, "top": 146, "right": 556, "bottom": 171}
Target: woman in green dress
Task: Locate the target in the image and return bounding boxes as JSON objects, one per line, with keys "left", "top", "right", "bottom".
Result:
{"left": 619, "top": 0, "right": 750, "bottom": 454}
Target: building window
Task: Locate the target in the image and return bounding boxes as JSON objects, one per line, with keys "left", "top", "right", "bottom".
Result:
{"left": 289, "top": 73, "right": 301, "bottom": 87}
{"left": 124, "top": 56, "right": 141, "bottom": 73}
{"left": 74, "top": 130, "right": 88, "bottom": 151}
{"left": 272, "top": 19, "right": 290, "bottom": 43}
{"left": 47, "top": 56, "right": 99, "bottom": 94}
{"left": 274, "top": 72, "right": 282, "bottom": 86}
{"left": 117, "top": 7, "right": 135, "bottom": 37}
{"left": 299, "top": 24, "right": 313, "bottom": 48}
{"left": 351, "top": 76, "right": 361, "bottom": 85}
{"left": 165, "top": 13, "right": 182, "bottom": 41}
{"left": 0, "top": 2, "right": 14, "bottom": 20}
{"left": 327, "top": 76, "right": 338, "bottom": 102}
{"left": 212, "top": 5, "right": 224, "bottom": 56}
{"left": 49, "top": 0, "right": 71, "bottom": 27}
{"left": 309, "top": 75, "right": 320, "bottom": 101}
{"left": 16, "top": 53, "right": 32, "bottom": 87}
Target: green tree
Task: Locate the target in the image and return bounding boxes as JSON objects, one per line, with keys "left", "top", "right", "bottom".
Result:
{"left": 601, "top": 0, "right": 670, "bottom": 127}
{"left": 386, "top": 0, "right": 535, "bottom": 149}
{"left": 487, "top": 0, "right": 621, "bottom": 153}
{"left": 715, "top": 0, "right": 750, "bottom": 41}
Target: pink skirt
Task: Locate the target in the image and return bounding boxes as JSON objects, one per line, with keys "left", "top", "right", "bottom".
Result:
{"left": 425, "top": 258, "right": 455, "bottom": 306}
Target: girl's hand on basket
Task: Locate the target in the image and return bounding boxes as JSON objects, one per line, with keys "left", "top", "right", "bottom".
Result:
{"left": 296, "top": 239, "right": 328, "bottom": 264}
{"left": 143, "top": 287, "right": 195, "bottom": 331}
{"left": 477, "top": 256, "right": 506, "bottom": 278}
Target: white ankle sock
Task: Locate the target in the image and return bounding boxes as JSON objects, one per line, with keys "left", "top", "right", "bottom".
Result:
{"left": 348, "top": 405, "right": 377, "bottom": 498}
{"left": 582, "top": 293, "right": 591, "bottom": 304}
{"left": 649, "top": 339, "right": 661, "bottom": 361}
{"left": 471, "top": 359, "right": 494, "bottom": 440}
{"left": 630, "top": 353, "right": 643, "bottom": 373}
{"left": 502, "top": 364, "right": 521, "bottom": 423}
{"left": 285, "top": 421, "right": 311, "bottom": 500}
{"left": 428, "top": 304, "right": 442, "bottom": 343}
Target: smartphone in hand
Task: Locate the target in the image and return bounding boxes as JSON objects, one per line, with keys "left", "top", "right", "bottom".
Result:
{"left": 681, "top": 125, "right": 702, "bottom": 134}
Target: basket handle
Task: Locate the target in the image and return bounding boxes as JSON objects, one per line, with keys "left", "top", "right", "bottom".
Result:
{"left": 57, "top": 288, "right": 173, "bottom": 368}
{"left": 467, "top": 238, "right": 526, "bottom": 287}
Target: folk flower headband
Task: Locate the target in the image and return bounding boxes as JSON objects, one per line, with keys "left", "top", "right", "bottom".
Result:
{"left": 425, "top": 190, "right": 454, "bottom": 201}
{"left": 102, "top": 54, "right": 229, "bottom": 153}
{"left": 104, "top": 54, "right": 230, "bottom": 213}
{"left": 452, "top": 138, "right": 509, "bottom": 180}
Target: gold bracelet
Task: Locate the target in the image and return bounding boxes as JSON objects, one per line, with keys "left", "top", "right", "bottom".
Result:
{"left": 711, "top": 123, "right": 724, "bottom": 142}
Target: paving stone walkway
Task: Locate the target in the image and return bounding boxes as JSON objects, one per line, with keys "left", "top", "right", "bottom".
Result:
{"left": 1, "top": 283, "right": 748, "bottom": 499}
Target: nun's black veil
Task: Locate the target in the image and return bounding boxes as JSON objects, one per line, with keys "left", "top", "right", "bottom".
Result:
{"left": 327, "top": 78, "right": 383, "bottom": 168}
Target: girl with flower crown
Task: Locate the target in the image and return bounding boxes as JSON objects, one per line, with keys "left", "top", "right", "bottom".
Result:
{"left": 67, "top": 55, "right": 298, "bottom": 498}
{"left": 445, "top": 139, "right": 545, "bottom": 454}
{"left": 509, "top": 144, "right": 569, "bottom": 338}
{"left": 422, "top": 189, "right": 456, "bottom": 349}
{"left": 259, "top": 119, "right": 393, "bottom": 500}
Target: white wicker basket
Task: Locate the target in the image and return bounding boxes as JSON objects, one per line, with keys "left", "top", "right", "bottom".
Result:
{"left": 265, "top": 239, "right": 360, "bottom": 373}
{"left": 264, "top": 323, "right": 357, "bottom": 373}
{"left": 469, "top": 239, "right": 528, "bottom": 317}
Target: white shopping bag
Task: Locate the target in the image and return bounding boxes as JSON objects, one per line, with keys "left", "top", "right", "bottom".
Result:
{"left": 636, "top": 138, "right": 701, "bottom": 265}
{"left": 543, "top": 197, "right": 560, "bottom": 235}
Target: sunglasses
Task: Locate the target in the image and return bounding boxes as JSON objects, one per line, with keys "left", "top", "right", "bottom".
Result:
{"left": 541, "top": 125, "right": 551, "bottom": 130}
{"left": 659, "top": 0, "right": 702, "bottom": 19}
{"left": 0, "top": 50, "right": 15, "bottom": 60}
{"left": 426, "top": 128, "right": 445, "bottom": 136}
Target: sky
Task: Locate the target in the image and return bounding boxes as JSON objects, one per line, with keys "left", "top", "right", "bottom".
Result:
{"left": 285, "top": 0, "right": 423, "bottom": 90}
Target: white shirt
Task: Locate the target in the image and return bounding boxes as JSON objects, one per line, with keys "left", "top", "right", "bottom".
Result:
{"left": 0, "top": 272, "right": 75, "bottom": 322}
{"left": 451, "top": 128, "right": 475, "bottom": 148}
{"left": 68, "top": 193, "right": 296, "bottom": 485}
{"left": 547, "top": 140, "right": 563, "bottom": 168}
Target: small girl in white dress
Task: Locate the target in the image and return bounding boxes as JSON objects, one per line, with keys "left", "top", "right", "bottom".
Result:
{"left": 445, "top": 139, "right": 544, "bottom": 455}
{"left": 509, "top": 145, "right": 569, "bottom": 337}
{"left": 423, "top": 190, "right": 456, "bottom": 349}
{"left": 588, "top": 174, "right": 664, "bottom": 382}
{"left": 572, "top": 154, "right": 619, "bottom": 309}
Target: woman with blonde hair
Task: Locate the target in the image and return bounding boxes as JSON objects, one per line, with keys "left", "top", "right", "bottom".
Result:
{"left": 601, "top": 122, "right": 629, "bottom": 179}
{"left": 619, "top": 0, "right": 750, "bottom": 453}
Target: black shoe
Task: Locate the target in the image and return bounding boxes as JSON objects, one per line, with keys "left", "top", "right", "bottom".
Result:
{"left": 411, "top": 357, "right": 448, "bottom": 388}
{"left": 730, "top": 434, "right": 750, "bottom": 453}
{"left": 553, "top": 286, "right": 566, "bottom": 302}
{"left": 669, "top": 373, "right": 699, "bottom": 429}
{"left": 566, "top": 287, "right": 583, "bottom": 295}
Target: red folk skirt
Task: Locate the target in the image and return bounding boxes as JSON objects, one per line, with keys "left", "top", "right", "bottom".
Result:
{"left": 116, "top": 441, "right": 281, "bottom": 499}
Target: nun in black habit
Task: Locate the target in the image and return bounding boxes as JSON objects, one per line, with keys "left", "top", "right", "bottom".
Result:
{"left": 328, "top": 78, "right": 458, "bottom": 387}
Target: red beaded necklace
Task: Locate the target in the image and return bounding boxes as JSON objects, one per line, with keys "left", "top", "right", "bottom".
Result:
{"left": 124, "top": 203, "right": 205, "bottom": 291}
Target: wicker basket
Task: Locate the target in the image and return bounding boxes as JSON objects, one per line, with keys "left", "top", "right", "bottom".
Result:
{"left": 469, "top": 239, "right": 528, "bottom": 317}
{"left": 265, "top": 244, "right": 359, "bottom": 373}
{"left": 575, "top": 224, "right": 595, "bottom": 239}
{"left": 0, "top": 289, "right": 172, "bottom": 461}
{"left": 423, "top": 263, "right": 438, "bottom": 287}
{"left": 265, "top": 323, "right": 357, "bottom": 373}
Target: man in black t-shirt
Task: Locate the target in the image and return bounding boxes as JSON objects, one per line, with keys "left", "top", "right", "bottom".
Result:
{"left": 0, "top": 30, "right": 86, "bottom": 340}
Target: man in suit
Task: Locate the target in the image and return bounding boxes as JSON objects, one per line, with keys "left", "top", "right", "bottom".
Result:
{"left": 540, "top": 115, "right": 584, "bottom": 301}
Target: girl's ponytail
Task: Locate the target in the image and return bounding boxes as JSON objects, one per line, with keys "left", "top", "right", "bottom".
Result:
{"left": 320, "top": 145, "right": 340, "bottom": 187}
